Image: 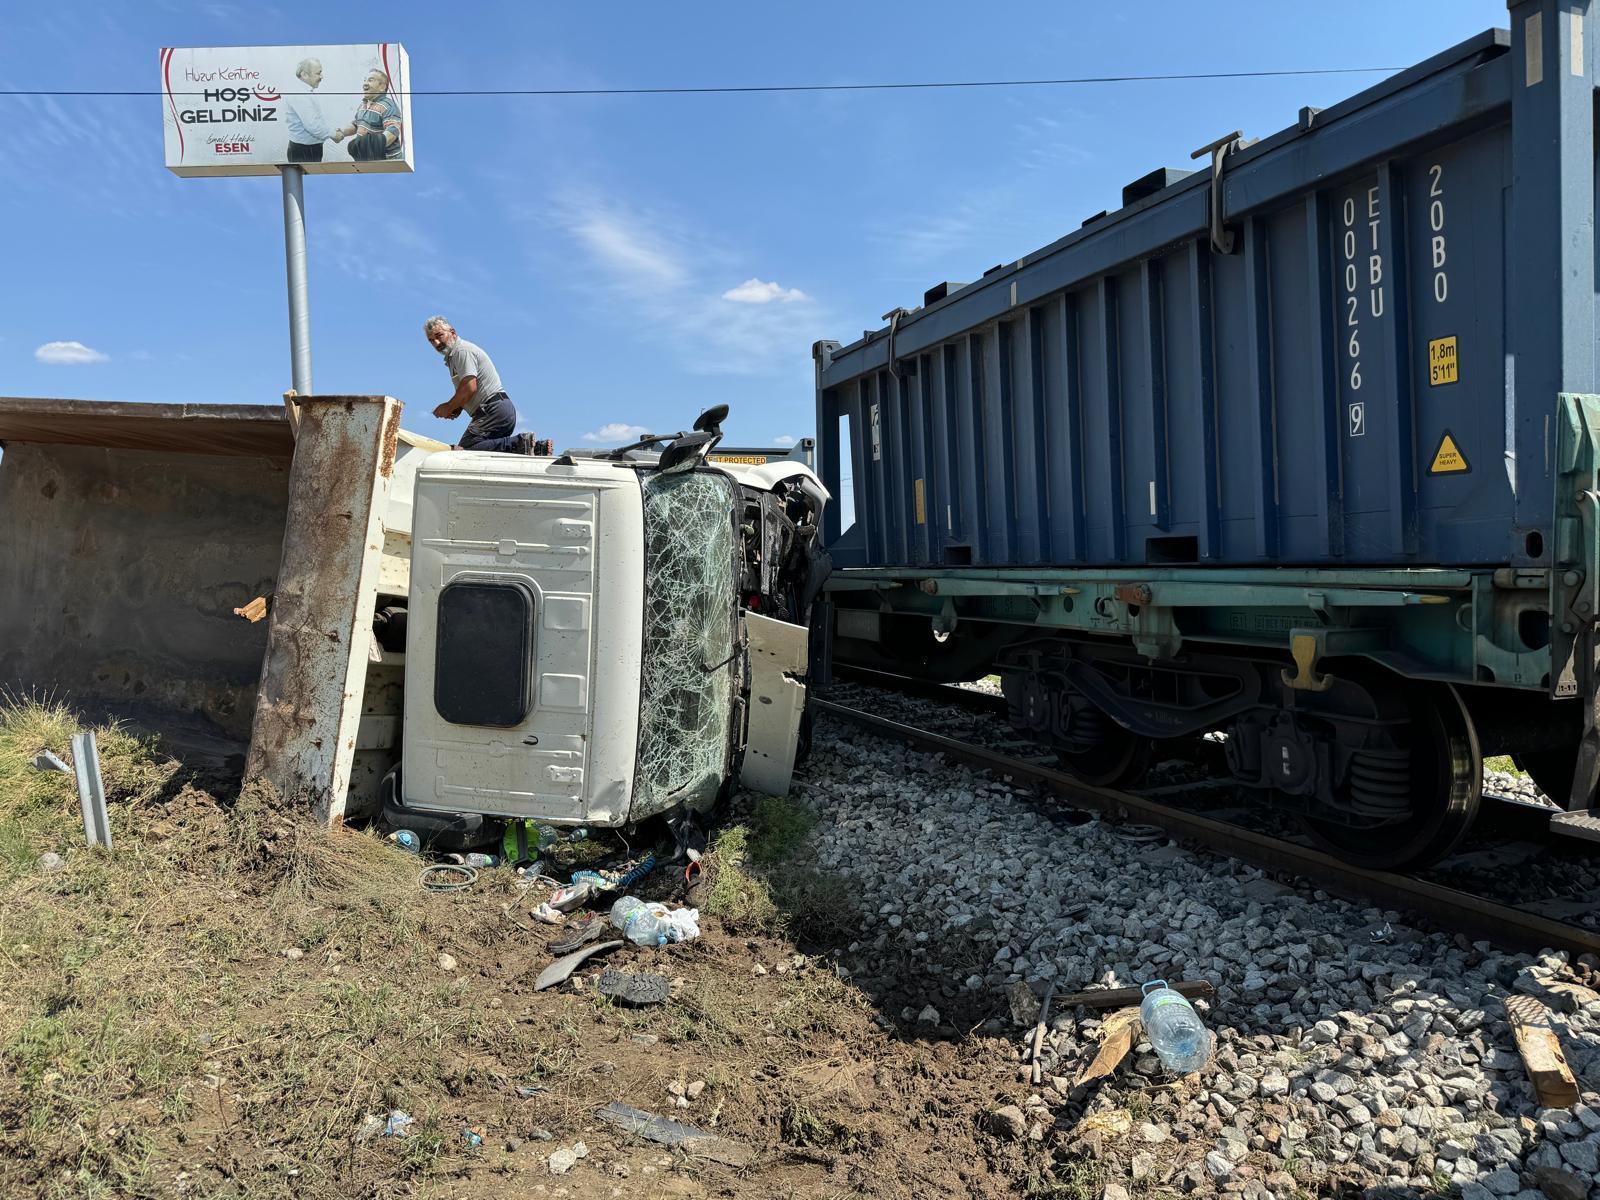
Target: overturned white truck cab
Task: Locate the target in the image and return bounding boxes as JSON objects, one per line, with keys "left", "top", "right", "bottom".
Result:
{"left": 392, "top": 409, "right": 831, "bottom": 838}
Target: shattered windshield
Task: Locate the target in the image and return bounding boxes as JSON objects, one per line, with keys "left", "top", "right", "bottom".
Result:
{"left": 631, "top": 469, "right": 738, "bottom": 819}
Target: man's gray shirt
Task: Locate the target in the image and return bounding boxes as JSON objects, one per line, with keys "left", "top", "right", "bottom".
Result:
{"left": 443, "top": 338, "right": 504, "bottom": 415}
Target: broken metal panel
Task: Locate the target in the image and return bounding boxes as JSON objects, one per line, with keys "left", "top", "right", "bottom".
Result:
{"left": 739, "top": 611, "right": 808, "bottom": 795}
{"left": 244, "top": 396, "right": 400, "bottom": 824}
{"left": 0, "top": 437, "right": 290, "bottom": 748}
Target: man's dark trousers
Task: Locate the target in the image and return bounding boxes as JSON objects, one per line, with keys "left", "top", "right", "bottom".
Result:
{"left": 458, "top": 393, "right": 521, "bottom": 452}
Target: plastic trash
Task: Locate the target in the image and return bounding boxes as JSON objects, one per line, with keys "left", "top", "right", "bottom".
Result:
{"left": 1139, "top": 979, "right": 1213, "bottom": 1074}
{"left": 462, "top": 852, "right": 499, "bottom": 869}
{"left": 610, "top": 896, "right": 701, "bottom": 946}
{"left": 387, "top": 830, "right": 421, "bottom": 854}
{"left": 382, "top": 1110, "right": 414, "bottom": 1137}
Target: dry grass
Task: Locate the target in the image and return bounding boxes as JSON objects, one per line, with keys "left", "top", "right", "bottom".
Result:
{"left": 0, "top": 699, "right": 507, "bottom": 1197}
{"left": 0, "top": 699, "right": 1024, "bottom": 1200}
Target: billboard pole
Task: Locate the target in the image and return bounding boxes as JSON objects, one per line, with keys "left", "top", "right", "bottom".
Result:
{"left": 279, "top": 165, "right": 312, "bottom": 395}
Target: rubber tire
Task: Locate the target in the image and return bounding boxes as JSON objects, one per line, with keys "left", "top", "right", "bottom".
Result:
{"left": 1298, "top": 683, "right": 1481, "bottom": 870}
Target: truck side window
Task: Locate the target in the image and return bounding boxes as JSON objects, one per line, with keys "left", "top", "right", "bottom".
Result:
{"left": 434, "top": 579, "right": 536, "bottom": 727}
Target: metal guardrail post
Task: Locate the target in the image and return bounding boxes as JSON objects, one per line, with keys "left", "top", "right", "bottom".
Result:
{"left": 70, "top": 732, "right": 113, "bottom": 850}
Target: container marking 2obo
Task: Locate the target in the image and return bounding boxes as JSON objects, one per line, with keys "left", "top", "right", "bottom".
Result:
{"left": 1429, "top": 431, "right": 1470, "bottom": 474}
{"left": 1429, "top": 336, "right": 1459, "bottom": 386}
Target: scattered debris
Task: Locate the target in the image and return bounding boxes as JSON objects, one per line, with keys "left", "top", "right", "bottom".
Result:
{"left": 548, "top": 912, "right": 608, "bottom": 956}
{"left": 610, "top": 896, "right": 701, "bottom": 945}
{"left": 534, "top": 940, "right": 624, "bottom": 992}
{"left": 1369, "top": 922, "right": 1394, "bottom": 944}
{"left": 1505, "top": 994, "right": 1580, "bottom": 1108}
{"left": 597, "top": 1102, "right": 754, "bottom": 1167}
{"left": 514, "top": 1084, "right": 549, "bottom": 1099}
{"left": 1056, "top": 979, "right": 1215, "bottom": 1010}
{"left": 420, "top": 864, "right": 477, "bottom": 893}
{"left": 530, "top": 902, "right": 565, "bottom": 925}
{"left": 36, "top": 851, "right": 64, "bottom": 873}
{"left": 1029, "top": 981, "right": 1057, "bottom": 1085}
{"left": 1119, "top": 824, "right": 1166, "bottom": 844}
{"left": 1075, "top": 1006, "right": 1142, "bottom": 1086}
{"left": 549, "top": 878, "right": 596, "bottom": 913}
{"left": 386, "top": 830, "right": 421, "bottom": 853}
{"left": 381, "top": 1111, "right": 414, "bottom": 1138}
{"left": 596, "top": 968, "right": 670, "bottom": 1007}
{"left": 461, "top": 1127, "right": 483, "bottom": 1147}
{"left": 1515, "top": 966, "right": 1600, "bottom": 1014}
{"left": 353, "top": 1113, "right": 384, "bottom": 1142}
{"left": 546, "top": 1140, "right": 588, "bottom": 1175}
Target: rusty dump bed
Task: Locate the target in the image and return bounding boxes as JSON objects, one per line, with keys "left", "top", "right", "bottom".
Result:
{"left": 0, "top": 397, "right": 296, "bottom": 761}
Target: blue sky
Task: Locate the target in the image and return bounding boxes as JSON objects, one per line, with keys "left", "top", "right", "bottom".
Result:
{"left": 1, "top": 0, "right": 1508, "bottom": 452}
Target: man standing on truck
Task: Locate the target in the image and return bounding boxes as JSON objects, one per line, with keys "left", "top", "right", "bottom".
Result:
{"left": 424, "top": 316, "right": 532, "bottom": 453}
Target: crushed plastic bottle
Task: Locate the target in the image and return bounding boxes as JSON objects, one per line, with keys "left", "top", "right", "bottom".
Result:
{"left": 462, "top": 852, "right": 499, "bottom": 869}
{"left": 609, "top": 896, "right": 701, "bottom": 946}
{"left": 1139, "top": 980, "right": 1212, "bottom": 1074}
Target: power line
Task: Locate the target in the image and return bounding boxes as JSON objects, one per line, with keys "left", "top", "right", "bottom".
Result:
{"left": 0, "top": 66, "right": 1404, "bottom": 99}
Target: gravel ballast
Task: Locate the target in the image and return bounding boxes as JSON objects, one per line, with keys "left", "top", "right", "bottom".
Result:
{"left": 799, "top": 716, "right": 1600, "bottom": 1197}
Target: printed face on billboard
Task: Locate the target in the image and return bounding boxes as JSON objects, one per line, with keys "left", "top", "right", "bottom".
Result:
{"left": 161, "top": 44, "right": 414, "bottom": 177}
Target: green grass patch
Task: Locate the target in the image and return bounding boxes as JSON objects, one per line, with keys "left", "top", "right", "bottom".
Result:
{"left": 748, "top": 793, "right": 817, "bottom": 865}
{"left": 0, "top": 697, "right": 173, "bottom": 883}
{"left": 1484, "top": 754, "right": 1526, "bottom": 777}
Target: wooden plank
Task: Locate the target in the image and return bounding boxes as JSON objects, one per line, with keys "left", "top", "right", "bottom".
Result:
{"left": 1505, "top": 994, "right": 1580, "bottom": 1108}
{"left": 1075, "top": 1006, "right": 1141, "bottom": 1086}
{"left": 1057, "top": 979, "right": 1215, "bottom": 1011}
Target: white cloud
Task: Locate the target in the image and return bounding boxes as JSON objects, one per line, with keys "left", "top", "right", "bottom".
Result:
{"left": 722, "top": 278, "right": 809, "bottom": 305}
{"left": 583, "top": 422, "right": 651, "bottom": 444}
{"left": 540, "top": 190, "right": 825, "bottom": 376}
{"left": 773, "top": 434, "right": 797, "bottom": 446}
{"left": 35, "top": 340, "right": 108, "bottom": 365}
{"left": 570, "top": 213, "right": 686, "bottom": 289}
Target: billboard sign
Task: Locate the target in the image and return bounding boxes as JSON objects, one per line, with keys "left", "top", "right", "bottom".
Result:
{"left": 161, "top": 43, "right": 413, "bottom": 177}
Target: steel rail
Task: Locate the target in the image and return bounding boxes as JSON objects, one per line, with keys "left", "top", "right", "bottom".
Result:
{"left": 813, "top": 698, "right": 1600, "bottom": 959}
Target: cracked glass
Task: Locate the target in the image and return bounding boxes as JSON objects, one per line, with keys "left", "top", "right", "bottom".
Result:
{"left": 631, "top": 469, "right": 738, "bottom": 819}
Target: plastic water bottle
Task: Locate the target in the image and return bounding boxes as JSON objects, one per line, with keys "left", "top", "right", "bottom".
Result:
{"left": 387, "top": 830, "right": 421, "bottom": 854}
{"left": 610, "top": 896, "right": 670, "bottom": 946}
{"left": 1139, "top": 980, "right": 1212, "bottom": 1074}
{"left": 463, "top": 852, "right": 499, "bottom": 869}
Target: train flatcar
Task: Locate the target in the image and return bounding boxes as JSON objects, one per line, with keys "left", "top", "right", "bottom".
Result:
{"left": 814, "top": 2, "right": 1600, "bottom": 869}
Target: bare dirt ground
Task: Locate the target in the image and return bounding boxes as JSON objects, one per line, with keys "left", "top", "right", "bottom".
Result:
{"left": 0, "top": 701, "right": 1059, "bottom": 1200}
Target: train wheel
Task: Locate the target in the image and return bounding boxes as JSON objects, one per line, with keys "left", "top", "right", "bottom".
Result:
{"left": 1054, "top": 720, "right": 1152, "bottom": 788}
{"left": 1511, "top": 747, "right": 1580, "bottom": 808}
{"left": 1298, "top": 684, "right": 1481, "bottom": 870}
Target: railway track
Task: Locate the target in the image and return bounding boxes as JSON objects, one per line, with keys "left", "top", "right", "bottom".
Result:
{"left": 813, "top": 687, "right": 1600, "bottom": 961}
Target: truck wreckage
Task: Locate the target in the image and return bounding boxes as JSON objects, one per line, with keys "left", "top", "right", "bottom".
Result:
{"left": 0, "top": 395, "right": 830, "bottom": 845}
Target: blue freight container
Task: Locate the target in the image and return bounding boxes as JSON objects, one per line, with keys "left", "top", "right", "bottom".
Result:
{"left": 815, "top": 9, "right": 1596, "bottom": 573}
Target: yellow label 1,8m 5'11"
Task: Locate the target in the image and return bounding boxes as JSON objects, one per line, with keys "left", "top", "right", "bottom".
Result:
{"left": 1429, "top": 335, "right": 1459, "bottom": 386}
